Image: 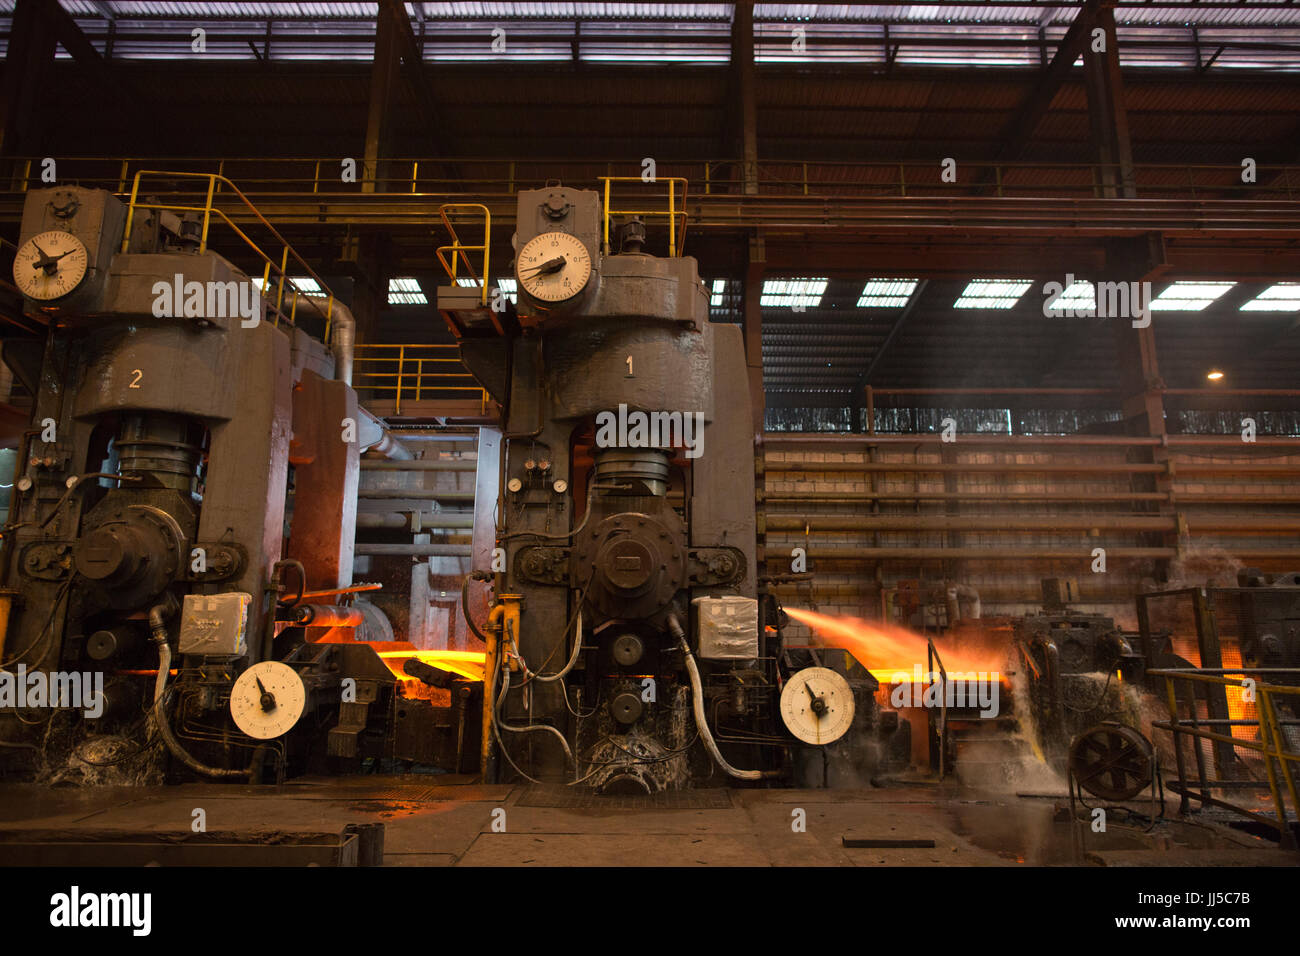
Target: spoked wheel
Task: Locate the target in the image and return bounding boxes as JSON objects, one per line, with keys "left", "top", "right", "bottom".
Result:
{"left": 1069, "top": 723, "right": 1154, "bottom": 801}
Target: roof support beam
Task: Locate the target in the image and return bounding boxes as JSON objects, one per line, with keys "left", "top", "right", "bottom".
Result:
{"left": 381, "top": 0, "right": 444, "bottom": 159}
{"left": 366, "top": 1, "right": 447, "bottom": 191}
{"left": 1084, "top": 1, "right": 1137, "bottom": 199}
{"left": 742, "top": 236, "right": 766, "bottom": 436}
{"left": 2, "top": 0, "right": 132, "bottom": 156}
{"left": 363, "top": 3, "right": 402, "bottom": 193}
{"left": 978, "top": 0, "right": 1097, "bottom": 182}
{"left": 728, "top": 3, "right": 758, "bottom": 196}
{"left": 0, "top": 0, "right": 58, "bottom": 156}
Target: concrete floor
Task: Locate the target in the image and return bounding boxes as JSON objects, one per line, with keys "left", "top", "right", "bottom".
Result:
{"left": 0, "top": 775, "right": 1295, "bottom": 866}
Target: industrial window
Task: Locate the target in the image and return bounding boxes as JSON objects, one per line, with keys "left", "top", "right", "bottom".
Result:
{"left": 286, "top": 276, "right": 326, "bottom": 297}
{"left": 456, "top": 276, "right": 516, "bottom": 303}
{"left": 760, "top": 278, "right": 827, "bottom": 308}
{"left": 1240, "top": 283, "right": 1300, "bottom": 311}
{"left": 1150, "top": 281, "right": 1236, "bottom": 311}
{"left": 953, "top": 279, "right": 1032, "bottom": 310}
{"left": 388, "top": 277, "right": 427, "bottom": 305}
{"left": 856, "top": 279, "right": 918, "bottom": 307}
{"left": 250, "top": 276, "right": 326, "bottom": 297}
{"left": 1044, "top": 280, "right": 1096, "bottom": 313}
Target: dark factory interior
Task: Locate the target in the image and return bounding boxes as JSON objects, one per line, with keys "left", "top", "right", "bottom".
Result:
{"left": 0, "top": 0, "right": 1298, "bottom": 907}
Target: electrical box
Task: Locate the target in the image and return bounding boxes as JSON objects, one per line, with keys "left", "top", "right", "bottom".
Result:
{"left": 694, "top": 595, "right": 759, "bottom": 660}
{"left": 177, "top": 592, "right": 252, "bottom": 657}
{"left": 1041, "top": 577, "right": 1080, "bottom": 610}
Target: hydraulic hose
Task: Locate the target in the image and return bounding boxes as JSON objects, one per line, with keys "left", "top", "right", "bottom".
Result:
{"left": 669, "top": 613, "right": 775, "bottom": 781}
{"left": 149, "top": 603, "right": 252, "bottom": 781}
{"left": 525, "top": 609, "right": 582, "bottom": 684}
{"left": 495, "top": 666, "right": 575, "bottom": 767}
{"left": 149, "top": 604, "right": 171, "bottom": 706}
{"left": 461, "top": 570, "right": 492, "bottom": 644}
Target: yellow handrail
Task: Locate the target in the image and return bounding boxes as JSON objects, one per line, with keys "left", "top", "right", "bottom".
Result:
{"left": 599, "top": 176, "right": 689, "bottom": 258}
{"left": 118, "top": 169, "right": 337, "bottom": 337}
{"left": 435, "top": 203, "right": 492, "bottom": 307}
{"left": 352, "top": 344, "right": 486, "bottom": 416}
{"left": 1149, "top": 667, "right": 1300, "bottom": 842}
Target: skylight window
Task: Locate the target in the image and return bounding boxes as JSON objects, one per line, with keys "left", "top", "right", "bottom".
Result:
{"left": 761, "top": 278, "right": 827, "bottom": 308}
{"left": 856, "top": 279, "right": 918, "bottom": 307}
{"left": 1044, "top": 280, "right": 1096, "bottom": 314}
{"left": 251, "top": 276, "right": 323, "bottom": 297}
{"left": 1150, "top": 281, "right": 1235, "bottom": 312}
{"left": 388, "top": 277, "right": 427, "bottom": 305}
{"left": 457, "top": 276, "right": 517, "bottom": 304}
{"left": 1240, "top": 283, "right": 1300, "bottom": 312}
{"left": 954, "top": 279, "right": 1032, "bottom": 309}
{"left": 287, "top": 276, "right": 325, "bottom": 296}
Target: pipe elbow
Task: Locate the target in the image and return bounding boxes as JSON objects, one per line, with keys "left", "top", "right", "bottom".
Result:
{"left": 148, "top": 602, "right": 172, "bottom": 645}
{"left": 329, "top": 304, "right": 356, "bottom": 386}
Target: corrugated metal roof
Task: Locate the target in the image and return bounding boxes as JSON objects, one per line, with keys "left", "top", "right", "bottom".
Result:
{"left": 0, "top": 1, "right": 1288, "bottom": 69}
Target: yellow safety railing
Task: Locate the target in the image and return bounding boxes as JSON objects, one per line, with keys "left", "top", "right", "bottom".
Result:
{"left": 352, "top": 344, "right": 487, "bottom": 416}
{"left": 435, "top": 203, "right": 491, "bottom": 307}
{"left": 118, "top": 170, "right": 337, "bottom": 336}
{"left": 5, "top": 156, "right": 1298, "bottom": 202}
{"left": 599, "top": 176, "right": 689, "bottom": 258}
{"left": 1149, "top": 667, "right": 1300, "bottom": 846}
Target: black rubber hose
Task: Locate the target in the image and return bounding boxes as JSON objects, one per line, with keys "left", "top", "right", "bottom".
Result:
{"left": 461, "top": 571, "right": 492, "bottom": 644}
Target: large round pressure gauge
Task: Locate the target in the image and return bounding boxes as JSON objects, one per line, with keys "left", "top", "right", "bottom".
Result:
{"left": 780, "top": 666, "right": 856, "bottom": 745}
{"left": 230, "top": 661, "right": 307, "bottom": 739}
{"left": 515, "top": 231, "right": 592, "bottom": 304}
{"left": 13, "top": 230, "right": 89, "bottom": 301}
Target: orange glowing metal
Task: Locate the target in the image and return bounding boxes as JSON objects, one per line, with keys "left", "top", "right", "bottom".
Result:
{"left": 376, "top": 649, "right": 487, "bottom": 682}
{"left": 784, "top": 607, "right": 1005, "bottom": 683}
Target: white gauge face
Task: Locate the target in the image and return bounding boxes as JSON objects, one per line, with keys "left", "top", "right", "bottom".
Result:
{"left": 515, "top": 231, "right": 592, "bottom": 304}
{"left": 780, "top": 666, "right": 856, "bottom": 746}
{"left": 12, "top": 230, "right": 89, "bottom": 301}
{"left": 230, "top": 661, "right": 307, "bottom": 740}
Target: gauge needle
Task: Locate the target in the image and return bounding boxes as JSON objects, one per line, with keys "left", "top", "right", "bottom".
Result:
{"left": 30, "top": 245, "right": 73, "bottom": 275}
{"left": 805, "top": 679, "right": 827, "bottom": 716}
{"left": 255, "top": 675, "right": 277, "bottom": 712}
{"left": 519, "top": 256, "right": 566, "bottom": 277}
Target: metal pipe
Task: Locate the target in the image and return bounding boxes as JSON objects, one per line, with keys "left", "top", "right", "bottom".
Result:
{"left": 761, "top": 546, "right": 1180, "bottom": 560}
{"left": 762, "top": 491, "right": 1170, "bottom": 503}
{"left": 764, "top": 460, "right": 1164, "bottom": 474}
{"left": 386, "top": 432, "right": 478, "bottom": 440}
{"left": 357, "top": 489, "right": 474, "bottom": 501}
{"left": 330, "top": 303, "right": 355, "bottom": 385}
{"left": 355, "top": 512, "right": 475, "bottom": 530}
{"left": 764, "top": 491, "right": 1300, "bottom": 505}
{"left": 768, "top": 514, "right": 1300, "bottom": 534}
{"left": 357, "top": 406, "right": 413, "bottom": 461}
{"left": 290, "top": 604, "right": 364, "bottom": 627}
{"left": 362, "top": 432, "right": 412, "bottom": 461}
{"left": 952, "top": 583, "right": 980, "bottom": 620}
{"left": 762, "top": 546, "right": 1300, "bottom": 561}
{"left": 359, "top": 459, "right": 477, "bottom": 471}
{"left": 355, "top": 543, "right": 472, "bottom": 556}
{"left": 764, "top": 515, "right": 1180, "bottom": 532}
{"left": 771, "top": 582, "right": 1067, "bottom": 603}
